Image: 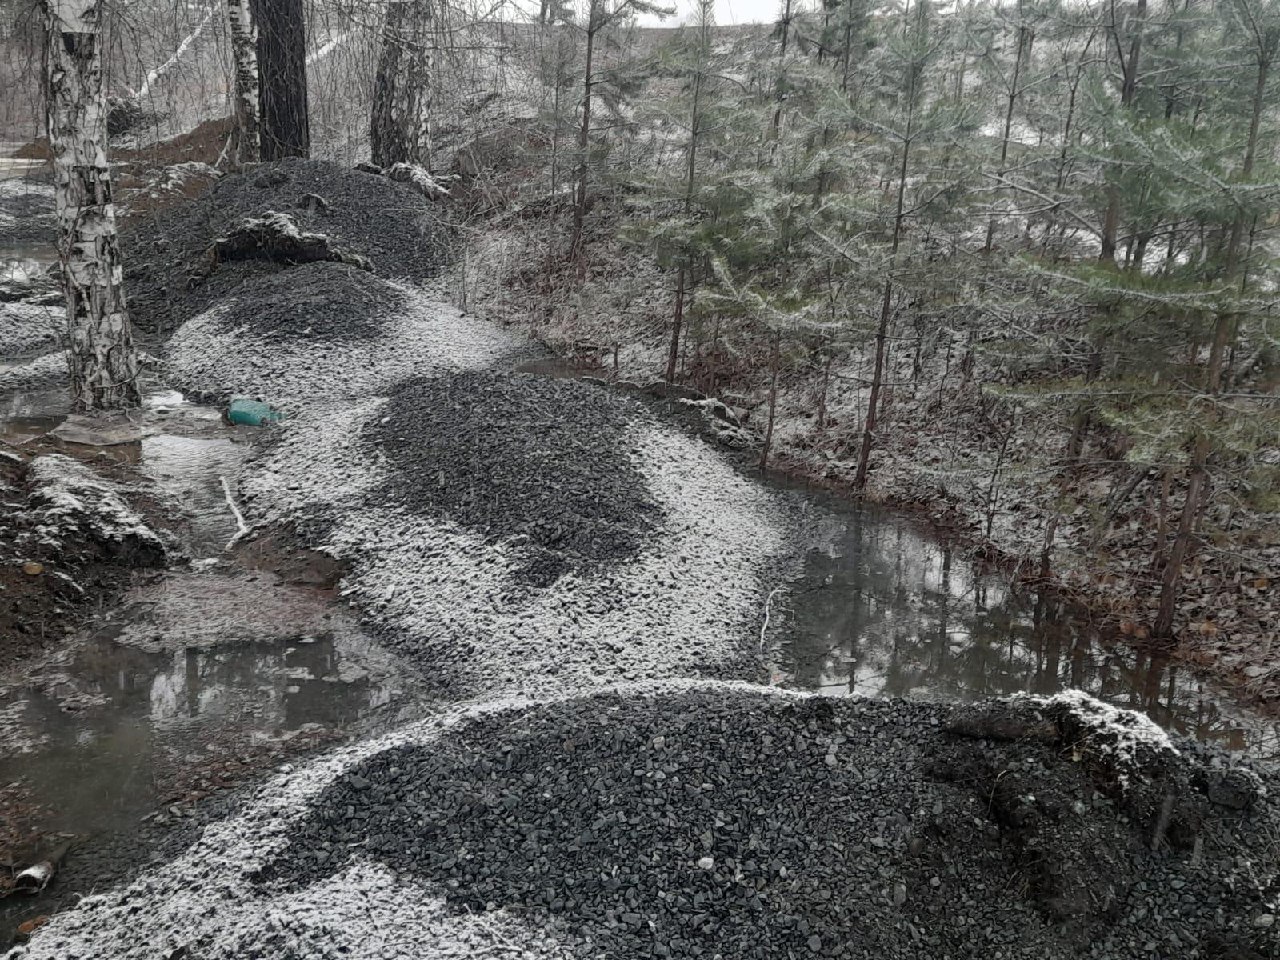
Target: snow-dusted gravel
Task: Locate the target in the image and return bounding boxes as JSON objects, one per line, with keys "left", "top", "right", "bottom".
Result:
{"left": 0, "top": 303, "right": 62, "bottom": 358}
{"left": 9, "top": 684, "right": 1277, "bottom": 960}
{"left": 168, "top": 281, "right": 525, "bottom": 407}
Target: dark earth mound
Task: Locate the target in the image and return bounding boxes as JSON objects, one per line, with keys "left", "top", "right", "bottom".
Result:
{"left": 253, "top": 689, "right": 1278, "bottom": 960}
{"left": 367, "top": 371, "right": 666, "bottom": 586}
{"left": 121, "top": 158, "right": 447, "bottom": 334}
{"left": 210, "top": 262, "right": 406, "bottom": 343}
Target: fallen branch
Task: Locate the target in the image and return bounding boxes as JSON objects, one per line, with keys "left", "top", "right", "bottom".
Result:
{"left": 221, "top": 476, "right": 252, "bottom": 549}
{"left": 760, "top": 586, "right": 783, "bottom": 650}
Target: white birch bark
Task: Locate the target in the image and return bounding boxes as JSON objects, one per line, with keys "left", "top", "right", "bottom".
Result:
{"left": 226, "top": 0, "right": 260, "bottom": 162}
{"left": 44, "top": 0, "right": 141, "bottom": 410}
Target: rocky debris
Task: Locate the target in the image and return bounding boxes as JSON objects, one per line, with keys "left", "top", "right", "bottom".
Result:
{"left": 237, "top": 688, "right": 1277, "bottom": 960}
{"left": 368, "top": 371, "right": 664, "bottom": 585}
{"left": 121, "top": 158, "right": 448, "bottom": 333}
{"left": 209, "top": 211, "right": 373, "bottom": 273}
{"left": 0, "top": 353, "right": 67, "bottom": 395}
{"left": 0, "top": 304, "right": 62, "bottom": 357}
{"left": 0, "top": 179, "right": 55, "bottom": 247}
{"left": 0, "top": 452, "right": 162, "bottom": 668}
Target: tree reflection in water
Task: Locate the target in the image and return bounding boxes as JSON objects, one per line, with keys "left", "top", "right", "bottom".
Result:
{"left": 773, "top": 493, "right": 1273, "bottom": 759}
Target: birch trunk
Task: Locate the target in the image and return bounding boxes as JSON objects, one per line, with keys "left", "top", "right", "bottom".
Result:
{"left": 370, "top": 0, "right": 432, "bottom": 168}
{"left": 227, "top": 0, "right": 260, "bottom": 162}
{"left": 44, "top": 0, "right": 140, "bottom": 411}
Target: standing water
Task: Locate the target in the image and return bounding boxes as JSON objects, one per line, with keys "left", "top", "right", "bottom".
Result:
{"left": 769, "top": 483, "right": 1278, "bottom": 760}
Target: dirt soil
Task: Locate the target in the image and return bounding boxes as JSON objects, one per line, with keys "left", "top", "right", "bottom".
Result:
{"left": 0, "top": 445, "right": 166, "bottom": 673}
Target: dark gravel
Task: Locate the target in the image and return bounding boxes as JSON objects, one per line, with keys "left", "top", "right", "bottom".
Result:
{"left": 253, "top": 689, "right": 1279, "bottom": 960}
{"left": 209, "top": 261, "right": 406, "bottom": 343}
{"left": 121, "top": 158, "right": 447, "bottom": 333}
{"left": 0, "top": 179, "right": 55, "bottom": 247}
{"left": 367, "top": 371, "right": 666, "bottom": 586}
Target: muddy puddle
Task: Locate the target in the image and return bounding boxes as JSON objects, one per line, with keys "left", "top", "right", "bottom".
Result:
{"left": 0, "top": 380, "right": 424, "bottom": 882}
{"left": 0, "top": 571, "right": 419, "bottom": 844}
{"left": 768, "top": 483, "right": 1280, "bottom": 760}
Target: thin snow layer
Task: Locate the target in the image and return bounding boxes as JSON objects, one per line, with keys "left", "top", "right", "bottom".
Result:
{"left": 167, "top": 282, "right": 524, "bottom": 406}
{"left": 1019, "top": 689, "right": 1178, "bottom": 784}
{"left": 8, "top": 680, "right": 775, "bottom": 960}
{"left": 0, "top": 303, "right": 62, "bottom": 357}
{"left": 245, "top": 403, "right": 788, "bottom": 699}
{"left": 0, "top": 350, "right": 65, "bottom": 393}
{"left": 26, "top": 454, "right": 165, "bottom": 560}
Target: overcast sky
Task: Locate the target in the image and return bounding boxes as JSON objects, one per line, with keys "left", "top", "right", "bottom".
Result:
{"left": 637, "top": 0, "right": 783, "bottom": 25}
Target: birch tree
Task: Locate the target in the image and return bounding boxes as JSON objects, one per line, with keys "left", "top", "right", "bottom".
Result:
{"left": 227, "top": 0, "right": 261, "bottom": 162}
{"left": 43, "top": 0, "right": 140, "bottom": 410}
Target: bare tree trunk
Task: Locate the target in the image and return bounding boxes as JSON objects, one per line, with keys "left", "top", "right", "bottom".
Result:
{"left": 855, "top": 278, "right": 891, "bottom": 488}
{"left": 570, "top": 10, "right": 597, "bottom": 258}
{"left": 983, "top": 23, "right": 1031, "bottom": 254}
{"left": 1154, "top": 439, "right": 1207, "bottom": 637}
{"left": 1100, "top": 0, "right": 1146, "bottom": 262}
{"left": 370, "top": 0, "right": 432, "bottom": 167}
{"left": 44, "top": 0, "right": 140, "bottom": 411}
{"left": 226, "top": 0, "right": 260, "bottom": 162}
{"left": 759, "top": 333, "right": 780, "bottom": 471}
{"left": 254, "top": 0, "right": 309, "bottom": 160}
{"left": 1153, "top": 35, "right": 1273, "bottom": 638}
{"left": 666, "top": 266, "right": 685, "bottom": 383}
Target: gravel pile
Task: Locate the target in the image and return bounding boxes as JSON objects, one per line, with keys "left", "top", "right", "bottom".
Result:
{"left": 0, "top": 303, "right": 62, "bottom": 360}
{"left": 0, "top": 179, "right": 55, "bottom": 246}
{"left": 245, "top": 399, "right": 787, "bottom": 700}
{"left": 13, "top": 686, "right": 1274, "bottom": 960}
{"left": 122, "top": 158, "right": 448, "bottom": 332}
{"left": 166, "top": 282, "right": 523, "bottom": 407}
{"left": 204, "top": 262, "right": 404, "bottom": 343}
{"left": 369, "top": 372, "right": 665, "bottom": 585}
{"left": 252, "top": 689, "right": 1279, "bottom": 960}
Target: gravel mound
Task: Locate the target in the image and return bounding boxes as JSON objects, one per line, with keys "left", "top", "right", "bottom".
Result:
{"left": 235, "top": 688, "right": 1274, "bottom": 960}
{"left": 0, "top": 179, "right": 55, "bottom": 246}
{"left": 167, "top": 283, "right": 523, "bottom": 407}
{"left": 245, "top": 403, "right": 787, "bottom": 700}
{"left": 0, "top": 303, "right": 62, "bottom": 359}
{"left": 122, "top": 158, "right": 447, "bottom": 332}
{"left": 207, "top": 261, "right": 405, "bottom": 343}
{"left": 369, "top": 371, "right": 665, "bottom": 585}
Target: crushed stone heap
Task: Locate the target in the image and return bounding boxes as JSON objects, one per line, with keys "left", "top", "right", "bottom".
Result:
{"left": 240, "top": 688, "right": 1276, "bottom": 960}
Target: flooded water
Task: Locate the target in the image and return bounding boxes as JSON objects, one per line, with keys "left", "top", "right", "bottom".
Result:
{"left": 0, "top": 381, "right": 424, "bottom": 860}
{"left": 770, "top": 484, "right": 1279, "bottom": 760}
{"left": 0, "top": 577, "right": 420, "bottom": 841}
